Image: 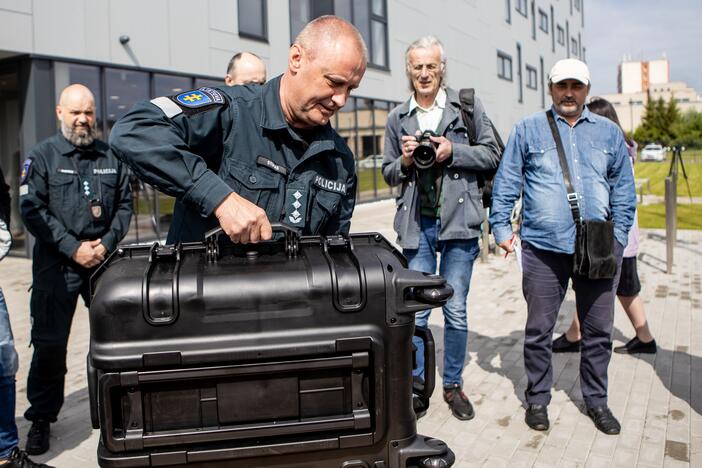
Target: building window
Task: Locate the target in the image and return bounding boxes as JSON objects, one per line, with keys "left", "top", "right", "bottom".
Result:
{"left": 194, "top": 77, "right": 222, "bottom": 88}
{"left": 526, "top": 65, "right": 538, "bottom": 90}
{"left": 571, "top": 37, "right": 579, "bottom": 56}
{"left": 505, "top": 0, "right": 511, "bottom": 23}
{"left": 289, "top": 0, "right": 388, "bottom": 68}
{"left": 238, "top": 0, "right": 267, "bottom": 42}
{"left": 557, "top": 25, "right": 565, "bottom": 45}
{"left": 497, "top": 51, "right": 513, "bottom": 81}
{"left": 333, "top": 96, "right": 400, "bottom": 202}
{"left": 515, "top": 0, "right": 527, "bottom": 16}
{"left": 153, "top": 74, "right": 192, "bottom": 98}
{"left": 104, "top": 68, "right": 149, "bottom": 137}
{"left": 538, "top": 9, "right": 548, "bottom": 32}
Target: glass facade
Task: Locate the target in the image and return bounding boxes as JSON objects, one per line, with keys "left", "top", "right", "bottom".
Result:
{"left": 289, "top": 0, "right": 388, "bottom": 68}
{"left": 334, "top": 96, "right": 399, "bottom": 203}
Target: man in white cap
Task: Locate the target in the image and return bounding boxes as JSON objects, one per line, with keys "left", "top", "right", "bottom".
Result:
{"left": 489, "top": 59, "right": 636, "bottom": 434}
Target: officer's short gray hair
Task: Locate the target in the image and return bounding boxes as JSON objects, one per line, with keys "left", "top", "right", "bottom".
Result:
{"left": 295, "top": 15, "right": 368, "bottom": 63}
{"left": 405, "top": 36, "right": 447, "bottom": 92}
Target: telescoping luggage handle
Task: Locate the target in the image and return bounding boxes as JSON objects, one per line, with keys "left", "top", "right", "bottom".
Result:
{"left": 204, "top": 223, "right": 300, "bottom": 260}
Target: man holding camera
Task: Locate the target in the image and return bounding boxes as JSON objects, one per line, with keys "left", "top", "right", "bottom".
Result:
{"left": 381, "top": 36, "right": 501, "bottom": 421}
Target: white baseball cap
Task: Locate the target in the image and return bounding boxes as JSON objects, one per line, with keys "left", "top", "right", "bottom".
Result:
{"left": 548, "top": 58, "right": 590, "bottom": 85}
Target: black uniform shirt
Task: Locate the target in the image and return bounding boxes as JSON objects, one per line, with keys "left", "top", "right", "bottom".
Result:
{"left": 20, "top": 134, "right": 133, "bottom": 263}
{"left": 109, "top": 75, "right": 357, "bottom": 243}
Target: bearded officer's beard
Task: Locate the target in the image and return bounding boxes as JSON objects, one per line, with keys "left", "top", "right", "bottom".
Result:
{"left": 61, "top": 120, "right": 97, "bottom": 147}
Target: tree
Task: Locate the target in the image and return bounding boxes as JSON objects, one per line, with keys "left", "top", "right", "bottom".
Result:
{"left": 633, "top": 96, "right": 682, "bottom": 147}
{"left": 672, "top": 110, "right": 702, "bottom": 149}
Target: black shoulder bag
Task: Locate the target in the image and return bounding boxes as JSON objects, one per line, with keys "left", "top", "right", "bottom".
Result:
{"left": 545, "top": 111, "right": 617, "bottom": 279}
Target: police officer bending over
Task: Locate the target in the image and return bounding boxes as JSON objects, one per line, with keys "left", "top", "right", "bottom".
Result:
{"left": 110, "top": 15, "right": 367, "bottom": 244}
{"left": 19, "top": 84, "right": 132, "bottom": 455}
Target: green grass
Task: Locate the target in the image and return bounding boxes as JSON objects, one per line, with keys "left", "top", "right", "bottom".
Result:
{"left": 357, "top": 167, "right": 391, "bottom": 193}
{"left": 133, "top": 192, "right": 176, "bottom": 216}
{"left": 635, "top": 149, "right": 702, "bottom": 197}
{"left": 637, "top": 203, "right": 702, "bottom": 230}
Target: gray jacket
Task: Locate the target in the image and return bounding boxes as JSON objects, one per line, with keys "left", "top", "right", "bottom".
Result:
{"left": 381, "top": 87, "right": 501, "bottom": 249}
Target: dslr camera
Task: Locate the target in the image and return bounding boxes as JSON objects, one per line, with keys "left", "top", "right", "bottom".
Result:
{"left": 412, "top": 130, "right": 439, "bottom": 170}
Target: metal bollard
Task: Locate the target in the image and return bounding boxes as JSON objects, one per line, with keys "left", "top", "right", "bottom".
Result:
{"left": 665, "top": 176, "right": 676, "bottom": 274}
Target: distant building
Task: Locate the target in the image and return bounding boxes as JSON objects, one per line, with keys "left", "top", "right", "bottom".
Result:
{"left": 618, "top": 58, "right": 669, "bottom": 94}
{"left": 600, "top": 58, "right": 702, "bottom": 132}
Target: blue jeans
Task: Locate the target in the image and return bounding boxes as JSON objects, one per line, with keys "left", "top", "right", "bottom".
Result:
{"left": 404, "top": 217, "right": 480, "bottom": 387}
{"left": 0, "top": 288, "right": 19, "bottom": 459}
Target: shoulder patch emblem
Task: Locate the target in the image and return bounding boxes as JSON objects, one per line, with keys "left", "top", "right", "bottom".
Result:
{"left": 175, "top": 90, "right": 212, "bottom": 108}
{"left": 174, "top": 87, "right": 224, "bottom": 109}
{"left": 20, "top": 158, "right": 32, "bottom": 184}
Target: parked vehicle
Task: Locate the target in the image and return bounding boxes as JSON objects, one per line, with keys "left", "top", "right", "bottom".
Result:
{"left": 640, "top": 143, "right": 666, "bottom": 162}
{"left": 358, "top": 154, "right": 384, "bottom": 169}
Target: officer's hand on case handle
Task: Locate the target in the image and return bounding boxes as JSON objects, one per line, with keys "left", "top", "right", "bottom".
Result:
{"left": 72, "top": 239, "right": 105, "bottom": 268}
{"left": 214, "top": 192, "right": 273, "bottom": 244}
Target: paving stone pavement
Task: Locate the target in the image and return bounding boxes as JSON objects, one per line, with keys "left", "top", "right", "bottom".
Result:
{"left": 2, "top": 198, "right": 700, "bottom": 467}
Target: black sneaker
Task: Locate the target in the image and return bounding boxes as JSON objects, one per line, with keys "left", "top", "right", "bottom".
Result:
{"left": 443, "top": 384, "right": 475, "bottom": 421}
{"left": 587, "top": 406, "right": 621, "bottom": 434}
{"left": 4, "top": 447, "right": 54, "bottom": 467}
{"left": 525, "top": 404, "right": 549, "bottom": 431}
{"left": 25, "top": 420, "right": 50, "bottom": 456}
{"left": 613, "top": 337, "right": 657, "bottom": 354}
{"left": 552, "top": 333, "right": 580, "bottom": 353}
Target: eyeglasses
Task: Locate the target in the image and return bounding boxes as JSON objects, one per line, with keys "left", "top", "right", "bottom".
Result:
{"left": 410, "top": 63, "right": 442, "bottom": 74}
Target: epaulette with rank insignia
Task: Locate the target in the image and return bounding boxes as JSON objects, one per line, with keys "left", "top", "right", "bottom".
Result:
{"left": 150, "top": 87, "right": 226, "bottom": 118}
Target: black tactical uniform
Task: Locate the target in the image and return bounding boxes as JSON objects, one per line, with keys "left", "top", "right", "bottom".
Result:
{"left": 109, "top": 75, "right": 356, "bottom": 243}
{"left": 19, "top": 133, "right": 132, "bottom": 422}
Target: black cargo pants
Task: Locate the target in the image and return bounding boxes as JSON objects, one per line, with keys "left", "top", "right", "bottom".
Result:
{"left": 25, "top": 265, "right": 90, "bottom": 423}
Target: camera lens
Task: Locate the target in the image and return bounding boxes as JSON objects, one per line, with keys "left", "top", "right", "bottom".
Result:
{"left": 412, "top": 131, "right": 437, "bottom": 169}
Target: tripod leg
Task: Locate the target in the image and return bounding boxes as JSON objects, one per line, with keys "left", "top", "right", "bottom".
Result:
{"left": 668, "top": 151, "right": 676, "bottom": 177}
{"left": 678, "top": 154, "right": 693, "bottom": 202}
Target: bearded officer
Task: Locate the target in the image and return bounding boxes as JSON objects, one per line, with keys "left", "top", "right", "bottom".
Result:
{"left": 110, "top": 16, "right": 367, "bottom": 244}
{"left": 19, "top": 84, "right": 132, "bottom": 455}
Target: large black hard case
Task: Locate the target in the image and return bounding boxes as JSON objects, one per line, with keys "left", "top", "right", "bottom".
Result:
{"left": 88, "top": 228, "right": 455, "bottom": 467}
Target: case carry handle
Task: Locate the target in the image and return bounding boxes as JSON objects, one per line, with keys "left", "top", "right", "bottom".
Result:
{"left": 205, "top": 223, "right": 300, "bottom": 260}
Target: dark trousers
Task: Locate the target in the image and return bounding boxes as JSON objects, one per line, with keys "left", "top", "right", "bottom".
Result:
{"left": 25, "top": 269, "right": 90, "bottom": 423}
{"left": 521, "top": 241, "right": 623, "bottom": 408}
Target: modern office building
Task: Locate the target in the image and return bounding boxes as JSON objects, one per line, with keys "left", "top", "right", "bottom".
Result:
{"left": 0, "top": 0, "right": 585, "bottom": 250}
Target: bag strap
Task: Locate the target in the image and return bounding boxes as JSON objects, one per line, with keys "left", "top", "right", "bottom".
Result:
{"left": 459, "top": 88, "right": 477, "bottom": 144}
{"left": 545, "top": 111, "right": 581, "bottom": 224}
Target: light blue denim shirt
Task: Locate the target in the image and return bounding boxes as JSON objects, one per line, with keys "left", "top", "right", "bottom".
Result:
{"left": 490, "top": 107, "right": 636, "bottom": 254}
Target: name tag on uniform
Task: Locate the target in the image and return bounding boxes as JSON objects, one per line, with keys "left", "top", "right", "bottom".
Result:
{"left": 94, "top": 168, "right": 118, "bottom": 175}
{"left": 313, "top": 175, "right": 347, "bottom": 195}
{"left": 256, "top": 156, "right": 288, "bottom": 176}
{"left": 57, "top": 168, "right": 77, "bottom": 175}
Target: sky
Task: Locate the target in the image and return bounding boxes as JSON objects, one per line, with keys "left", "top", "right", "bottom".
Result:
{"left": 585, "top": 0, "right": 702, "bottom": 97}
